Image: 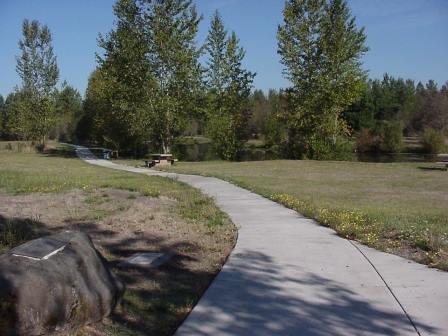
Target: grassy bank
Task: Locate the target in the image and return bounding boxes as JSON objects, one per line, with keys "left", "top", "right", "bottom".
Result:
{"left": 0, "top": 146, "right": 236, "bottom": 335}
{"left": 162, "top": 160, "right": 448, "bottom": 270}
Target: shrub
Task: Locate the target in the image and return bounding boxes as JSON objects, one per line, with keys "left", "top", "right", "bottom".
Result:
{"left": 0, "top": 141, "right": 38, "bottom": 153}
{"left": 380, "top": 121, "right": 403, "bottom": 153}
{"left": 306, "top": 137, "right": 355, "bottom": 161}
{"left": 356, "top": 128, "right": 380, "bottom": 153}
{"left": 421, "top": 128, "right": 446, "bottom": 154}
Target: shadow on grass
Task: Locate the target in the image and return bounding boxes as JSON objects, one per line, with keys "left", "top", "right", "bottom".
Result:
{"left": 418, "top": 166, "right": 447, "bottom": 171}
{"left": 0, "top": 214, "right": 217, "bottom": 336}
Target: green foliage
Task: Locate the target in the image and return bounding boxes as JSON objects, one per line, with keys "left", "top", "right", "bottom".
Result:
{"left": 343, "top": 81, "right": 375, "bottom": 131}
{"left": 92, "top": 0, "right": 203, "bottom": 155}
{"left": 205, "top": 11, "right": 228, "bottom": 95}
{"left": 421, "top": 128, "right": 445, "bottom": 154}
{"left": 277, "top": 0, "right": 368, "bottom": 159}
{"left": 264, "top": 89, "right": 287, "bottom": 148}
{"left": 380, "top": 120, "right": 403, "bottom": 153}
{"left": 370, "top": 75, "right": 416, "bottom": 131}
{"left": 95, "top": 0, "right": 153, "bottom": 153}
{"left": 346, "top": 76, "right": 448, "bottom": 155}
{"left": 204, "top": 11, "right": 255, "bottom": 160}
{"left": 144, "top": 0, "right": 203, "bottom": 153}
{"left": 77, "top": 69, "right": 109, "bottom": 144}
{"left": 248, "top": 90, "right": 269, "bottom": 137}
{"left": 16, "top": 19, "right": 59, "bottom": 96}
{"left": 11, "top": 19, "right": 59, "bottom": 146}
{"left": 9, "top": 92, "right": 57, "bottom": 148}
{"left": 52, "top": 81, "right": 82, "bottom": 142}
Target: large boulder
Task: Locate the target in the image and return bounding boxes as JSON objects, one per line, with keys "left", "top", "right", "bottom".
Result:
{"left": 0, "top": 231, "right": 124, "bottom": 335}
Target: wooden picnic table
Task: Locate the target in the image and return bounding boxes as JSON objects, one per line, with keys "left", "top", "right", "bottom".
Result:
{"left": 144, "top": 154, "right": 177, "bottom": 168}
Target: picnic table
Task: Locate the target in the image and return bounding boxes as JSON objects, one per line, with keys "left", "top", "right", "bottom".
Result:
{"left": 144, "top": 154, "right": 177, "bottom": 168}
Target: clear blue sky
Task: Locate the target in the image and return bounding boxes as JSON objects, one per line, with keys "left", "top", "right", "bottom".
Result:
{"left": 1, "top": 0, "right": 447, "bottom": 98}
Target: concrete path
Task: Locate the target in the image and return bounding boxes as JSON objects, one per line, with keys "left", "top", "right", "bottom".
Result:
{"left": 75, "top": 146, "right": 448, "bottom": 336}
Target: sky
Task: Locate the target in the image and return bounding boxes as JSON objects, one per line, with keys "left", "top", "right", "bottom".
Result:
{"left": 0, "top": 0, "right": 447, "bottom": 98}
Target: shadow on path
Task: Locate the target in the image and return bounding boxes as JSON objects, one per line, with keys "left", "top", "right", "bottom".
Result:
{"left": 179, "top": 250, "right": 436, "bottom": 336}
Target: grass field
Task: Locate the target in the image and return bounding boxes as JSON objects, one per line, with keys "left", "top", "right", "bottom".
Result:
{"left": 0, "top": 145, "right": 236, "bottom": 336}
{"left": 162, "top": 160, "right": 448, "bottom": 270}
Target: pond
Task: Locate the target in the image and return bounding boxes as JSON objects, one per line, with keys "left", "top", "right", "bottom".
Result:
{"left": 173, "top": 141, "right": 447, "bottom": 163}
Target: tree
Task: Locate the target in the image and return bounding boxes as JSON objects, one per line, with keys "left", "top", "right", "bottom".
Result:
{"left": 413, "top": 80, "right": 448, "bottom": 134}
{"left": 343, "top": 80, "right": 375, "bottom": 131}
{"left": 277, "top": 0, "right": 367, "bottom": 159}
{"left": 96, "top": 0, "right": 152, "bottom": 154}
{"left": 248, "top": 90, "right": 269, "bottom": 137}
{"left": 4, "top": 92, "right": 23, "bottom": 140}
{"left": 52, "top": 81, "right": 82, "bottom": 141}
{"left": 143, "top": 0, "right": 203, "bottom": 153}
{"left": 76, "top": 69, "right": 109, "bottom": 144}
{"left": 205, "top": 11, "right": 255, "bottom": 160}
{"left": 205, "top": 11, "right": 228, "bottom": 96}
{"left": 12, "top": 19, "right": 59, "bottom": 146}
{"left": 0, "top": 95, "right": 5, "bottom": 139}
{"left": 265, "top": 89, "right": 287, "bottom": 150}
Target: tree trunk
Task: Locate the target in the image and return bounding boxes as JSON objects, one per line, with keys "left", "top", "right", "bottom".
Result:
{"left": 332, "top": 114, "right": 338, "bottom": 146}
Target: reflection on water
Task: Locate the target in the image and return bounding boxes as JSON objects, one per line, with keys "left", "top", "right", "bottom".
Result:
{"left": 174, "top": 142, "right": 447, "bottom": 163}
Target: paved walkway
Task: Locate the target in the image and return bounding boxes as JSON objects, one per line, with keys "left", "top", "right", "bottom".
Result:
{"left": 75, "top": 146, "right": 448, "bottom": 336}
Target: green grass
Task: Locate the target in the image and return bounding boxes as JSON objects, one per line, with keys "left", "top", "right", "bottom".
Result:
{"left": 0, "top": 148, "right": 230, "bottom": 232}
{"left": 163, "top": 160, "right": 448, "bottom": 270}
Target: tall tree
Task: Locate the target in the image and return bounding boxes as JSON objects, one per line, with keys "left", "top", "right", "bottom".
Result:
{"left": 205, "top": 11, "right": 255, "bottom": 160}
{"left": 12, "top": 19, "right": 59, "bottom": 146}
{"left": 277, "top": 0, "right": 367, "bottom": 159}
{"left": 96, "top": 0, "right": 152, "bottom": 154}
{"left": 205, "top": 11, "right": 228, "bottom": 96}
{"left": 143, "top": 0, "right": 203, "bottom": 153}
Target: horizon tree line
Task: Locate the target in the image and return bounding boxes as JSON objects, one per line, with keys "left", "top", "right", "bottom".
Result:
{"left": 1, "top": 0, "right": 447, "bottom": 159}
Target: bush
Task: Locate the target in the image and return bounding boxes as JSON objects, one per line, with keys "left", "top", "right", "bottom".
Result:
{"left": 380, "top": 121, "right": 403, "bottom": 153}
{"left": 421, "top": 128, "right": 446, "bottom": 154}
{"left": 306, "top": 137, "right": 355, "bottom": 161}
{"left": 0, "top": 141, "right": 39, "bottom": 153}
{"left": 356, "top": 128, "right": 380, "bottom": 153}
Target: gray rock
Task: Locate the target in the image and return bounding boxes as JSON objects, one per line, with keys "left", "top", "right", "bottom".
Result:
{"left": 0, "top": 231, "right": 124, "bottom": 336}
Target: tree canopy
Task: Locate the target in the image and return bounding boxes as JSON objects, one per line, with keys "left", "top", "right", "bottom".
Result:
{"left": 9, "top": 19, "right": 60, "bottom": 146}
{"left": 278, "top": 0, "right": 368, "bottom": 159}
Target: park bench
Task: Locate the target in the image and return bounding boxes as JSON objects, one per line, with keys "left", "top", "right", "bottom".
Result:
{"left": 145, "top": 154, "right": 177, "bottom": 168}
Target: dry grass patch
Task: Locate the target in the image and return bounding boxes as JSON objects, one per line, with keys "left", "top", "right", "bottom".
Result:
{"left": 0, "top": 188, "right": 236, "bottom": 336}
{"left": 0, "top": 148, "right": 236, "bottom": 336}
